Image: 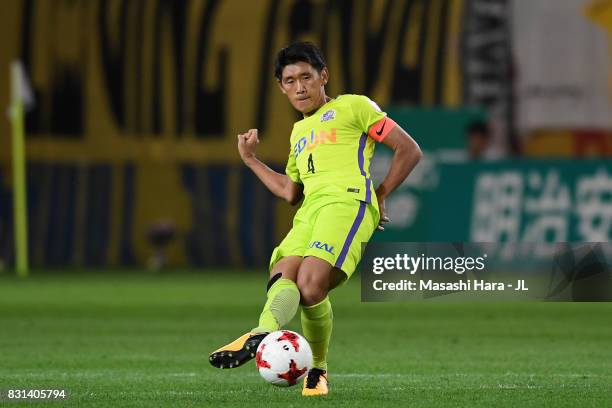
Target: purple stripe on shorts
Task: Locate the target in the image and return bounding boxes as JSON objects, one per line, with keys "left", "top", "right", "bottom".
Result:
{"left": 335, "top": 201, "right": 367, "bottom": 269}
{"left": 358, "top": 132, "right": 372, "bottom": 203}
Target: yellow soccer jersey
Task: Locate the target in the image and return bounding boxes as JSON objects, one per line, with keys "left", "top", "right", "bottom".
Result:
{"left": 285, "top": 94, "right": 391, "bottom": 204}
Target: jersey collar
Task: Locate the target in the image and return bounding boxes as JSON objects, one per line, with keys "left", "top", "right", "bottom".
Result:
{"left": 300, "top": 96, "right": 336, "bottom": 121}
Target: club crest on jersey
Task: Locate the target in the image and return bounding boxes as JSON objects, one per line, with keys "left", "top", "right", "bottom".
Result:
{"left": 320, "top": 109, "right": 336, "bottom": 122}
{"left": 293, "top": 128, "right": 337, "bottom": 158}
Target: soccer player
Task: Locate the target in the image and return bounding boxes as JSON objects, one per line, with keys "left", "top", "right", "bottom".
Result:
{"left": 209, "top": 42, "right": 422, "bottom": 396}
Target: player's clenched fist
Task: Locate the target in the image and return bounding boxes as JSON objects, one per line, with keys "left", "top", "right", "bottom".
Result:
{"left": 237, "top": 128, "right": 260, "bottom": 163}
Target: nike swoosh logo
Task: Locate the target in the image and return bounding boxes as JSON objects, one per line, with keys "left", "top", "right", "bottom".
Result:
{"left": 375, "top": 120, "right": 386, "bottom": 136}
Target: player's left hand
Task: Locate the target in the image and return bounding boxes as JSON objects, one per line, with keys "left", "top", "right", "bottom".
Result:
{"left": 376, "top": 197, "right": 390, "bottom": 231}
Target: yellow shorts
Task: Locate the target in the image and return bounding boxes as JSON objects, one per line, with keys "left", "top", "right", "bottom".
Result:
{"left": 269, "top": 197, "right": 379, "bottom": 279}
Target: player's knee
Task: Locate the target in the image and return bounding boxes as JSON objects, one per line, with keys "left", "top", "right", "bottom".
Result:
{"left": 269, "top": 257, "right": 301, "bottom": 283}
{"left": 297, "top": 279, "right": 328, "bottom": 305}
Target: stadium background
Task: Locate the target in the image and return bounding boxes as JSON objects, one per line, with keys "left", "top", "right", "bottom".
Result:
{"left": 1, "top": 0, "right": 611, "bottom": 406}
{"left": 4, "top": 0, "right": 610, "bottom": 269}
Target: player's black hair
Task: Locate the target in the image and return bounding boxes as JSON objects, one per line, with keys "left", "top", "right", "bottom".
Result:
{"left": 274, "top": 42, "right": 327, "bottom": 81}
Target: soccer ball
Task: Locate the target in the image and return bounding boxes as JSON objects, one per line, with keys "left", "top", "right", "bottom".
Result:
{"left": 255, "top": 330, "right": 312, "bottom": 387}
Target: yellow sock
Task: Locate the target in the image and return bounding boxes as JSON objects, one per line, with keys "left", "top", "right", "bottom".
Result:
{"left": 301, "top": 296, "right": 333, "bottom": 370}
{"left": 252, "top": 278, "right": 300, "bottom": 333}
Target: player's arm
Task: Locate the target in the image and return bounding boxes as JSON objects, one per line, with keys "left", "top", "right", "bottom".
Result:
{"left": 238, "top": 129, "right": 304, "bottom": 205}
{"left": 372, "top": 121, "right": 422, "bottom": 230}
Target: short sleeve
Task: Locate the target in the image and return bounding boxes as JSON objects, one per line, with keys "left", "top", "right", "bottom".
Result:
{"left": 285, "top": 145, "right": 301, "bottom": 184}
{"left": 351, "top": 95, "right": 387, "bottom": 133}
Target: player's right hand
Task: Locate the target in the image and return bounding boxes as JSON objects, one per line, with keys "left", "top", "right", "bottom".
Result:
{"left": 237, "top": 128, "right": 260, "bottom": 163}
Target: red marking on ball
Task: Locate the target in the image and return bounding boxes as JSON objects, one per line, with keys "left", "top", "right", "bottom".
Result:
{"left": 276, "top": 359, "right": 308, "bottom": 385}
{"left": 277, "top": 330, "right": 301, "bottom": 352}
{"left": 256, "top": 344, "right": 271, "bottom": 369}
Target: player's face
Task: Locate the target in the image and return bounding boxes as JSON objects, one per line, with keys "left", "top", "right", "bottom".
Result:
{"left": 278, "top": 62, "right": 329, "bottom": 116}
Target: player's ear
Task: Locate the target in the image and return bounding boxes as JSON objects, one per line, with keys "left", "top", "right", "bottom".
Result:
{"left": 320, "top": 67, "right": 329, "bottom": 85}
{"left": 276, "top": 80, "right": 287, "bottom": 94}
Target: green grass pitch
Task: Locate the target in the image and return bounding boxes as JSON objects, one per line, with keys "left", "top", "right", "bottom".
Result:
{"left": 0, "top": 271, "right": 611, "bottom": 407}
